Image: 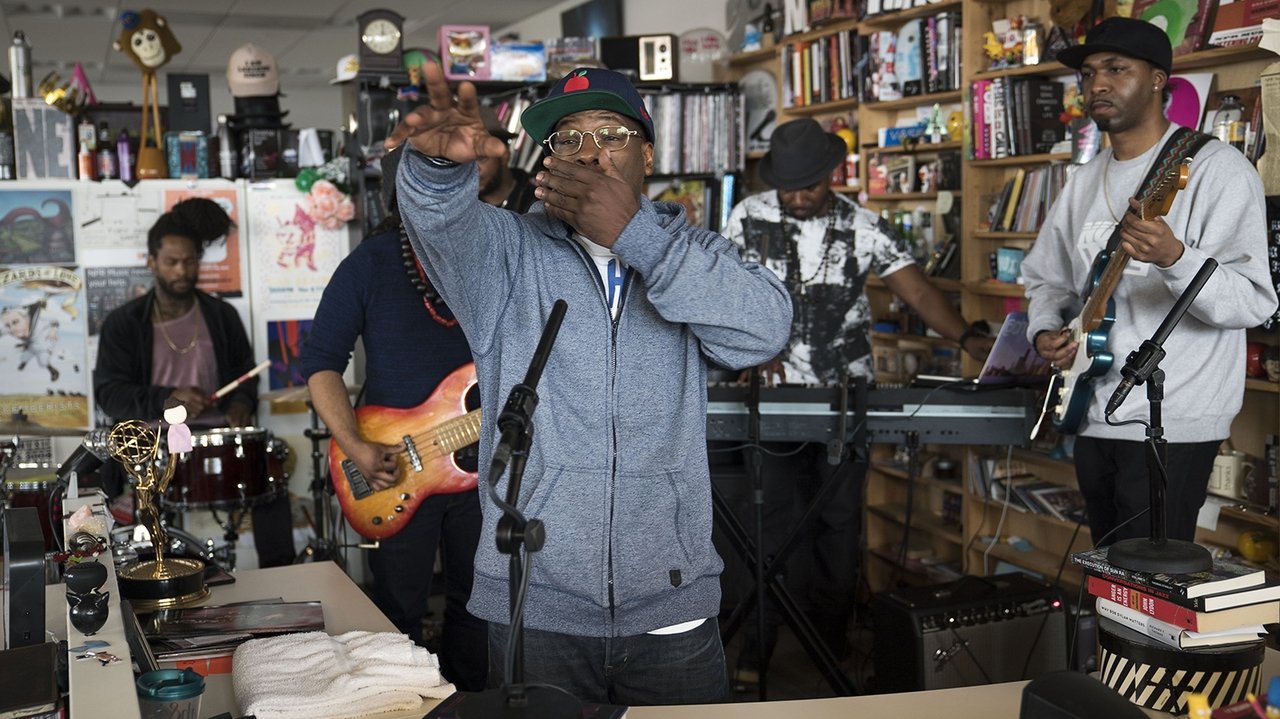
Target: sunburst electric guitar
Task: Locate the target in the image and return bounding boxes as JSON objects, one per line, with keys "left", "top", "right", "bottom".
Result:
{"left": 330, "top": 363, "right": 481, "bottom": 540}
{"left": 1046, "top": 159, "right": 1191, "bottom": 434}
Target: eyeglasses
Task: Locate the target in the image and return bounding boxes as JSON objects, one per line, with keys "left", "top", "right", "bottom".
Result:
{"left": 543, "top": 126, "right": 638, "bottom": 157}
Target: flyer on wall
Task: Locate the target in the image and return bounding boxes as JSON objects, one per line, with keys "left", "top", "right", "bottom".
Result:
{"left": 164, "top": 187, "right": 244, "bottom": 297}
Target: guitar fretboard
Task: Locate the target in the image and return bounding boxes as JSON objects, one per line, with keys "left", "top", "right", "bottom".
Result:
{"left": 427, "top": 410, "right": 482, "bottom": 455}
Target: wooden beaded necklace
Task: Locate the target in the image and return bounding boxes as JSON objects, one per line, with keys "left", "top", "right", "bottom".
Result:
{"left": 399, "top": 228, "right": 458, "bottom": 328}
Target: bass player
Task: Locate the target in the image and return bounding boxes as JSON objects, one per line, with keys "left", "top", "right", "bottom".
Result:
{"left": 1023, "top": 18, "right": 1276, "bottom": 545}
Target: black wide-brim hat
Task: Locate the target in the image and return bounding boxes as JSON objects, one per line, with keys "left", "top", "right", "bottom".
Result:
{"left": 1056, "top": 17, "right": 1173, "bottom": 73}
{"left": 758, "top": 118, "right": 846, "bottom": 191}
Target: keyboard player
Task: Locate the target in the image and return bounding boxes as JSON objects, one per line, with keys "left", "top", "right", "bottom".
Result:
{"left": 720, "top": 119, "right": 992, "bottom": 688}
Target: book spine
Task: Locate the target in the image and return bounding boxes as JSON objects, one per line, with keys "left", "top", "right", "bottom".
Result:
{"left": 1070, "top": 552, "right": 1198, "bottom": 599}
{"left": 1087, "top": 575, "right": 1202, "bottom": 630}
{"left": 1095, "top": 597, "right": 1183, "bottom": 649}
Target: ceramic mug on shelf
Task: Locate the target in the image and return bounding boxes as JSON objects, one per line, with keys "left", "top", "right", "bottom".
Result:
{"left": 1207, "top": 450, "right": 1252, "bottom": 499}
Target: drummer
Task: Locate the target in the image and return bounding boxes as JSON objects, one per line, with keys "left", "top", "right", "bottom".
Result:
{"left": 93, "top": 198, "right": 296, "bottom": 568}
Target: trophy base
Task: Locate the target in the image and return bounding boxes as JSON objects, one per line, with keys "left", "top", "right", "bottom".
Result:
{"left": 118, "top": 557, "right": 209, "bottom": 612}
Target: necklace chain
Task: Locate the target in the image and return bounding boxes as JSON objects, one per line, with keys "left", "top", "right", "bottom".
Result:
{"left": 798, "top": 194, "right": 838, "bottom": 287}
{"left": 154, "top": 303, "right": 199, "bottom": 354}
{"left": 1103, "top": 145, "right": 1160, "bottom": 224}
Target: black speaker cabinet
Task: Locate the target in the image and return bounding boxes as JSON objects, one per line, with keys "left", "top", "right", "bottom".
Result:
{"left": 873, "top": 573, "right": 1068, "bottom": 692}
{"left": 4, "top": 506, "right": 46, "bottom": 648}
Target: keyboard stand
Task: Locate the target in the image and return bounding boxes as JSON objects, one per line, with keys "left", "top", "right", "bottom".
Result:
{"left": 712, "top": 376, "right": 867, "bottom": 697}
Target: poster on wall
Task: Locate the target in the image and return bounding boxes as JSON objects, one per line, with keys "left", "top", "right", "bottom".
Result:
{"left": 164, "top": 187, "right": 244, "bottom": 297}
{"left": 245, "top": 184, "right": 345, "bottom": 318}
{"left": 85, "top": 266, "right": 154, "bottom": 335}
{"left": 0, "top": 265, "right": 89, "bottom": 429}
{"left": 266, "top": 319, "right": 313, "bottom": 393}
{"left": 0, "top": 189, "right": 75, "bottom": 264}
{"left": 76, "top": 184, "right": 156, "bottom": 266}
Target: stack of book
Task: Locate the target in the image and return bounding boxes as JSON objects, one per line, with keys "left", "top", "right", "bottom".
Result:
{"left": 1073, "top": 547, "right": 1280, "bottom": 650}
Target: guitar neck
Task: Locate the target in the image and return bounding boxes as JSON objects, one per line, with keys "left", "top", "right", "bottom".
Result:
{"left": 429, "top": 410, "right": 483, "bottom": 454}
{"left": 1081, "top": 246, "right": 1133, "bottom": 332}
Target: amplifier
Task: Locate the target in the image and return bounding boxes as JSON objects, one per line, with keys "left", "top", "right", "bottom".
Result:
{"left": 873, "top": 573, "right": 1068, "bottom": 692}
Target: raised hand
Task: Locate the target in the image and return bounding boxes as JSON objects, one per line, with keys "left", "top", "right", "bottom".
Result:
{"left": 383, "top": 60, "right": 507, "bottom": 164}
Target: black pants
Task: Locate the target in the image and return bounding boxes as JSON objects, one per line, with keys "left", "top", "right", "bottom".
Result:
{"left": 1073, "top": 436, "right": 1220, "bottom": 545}
{"left": 250, "top": 492, "right": 296, "bottom": 568}
{"left": 368, "top": 489, "right": 487, "bottom": 691}
{"left": 721, "top": 441, "right": 863, "bottom": 669}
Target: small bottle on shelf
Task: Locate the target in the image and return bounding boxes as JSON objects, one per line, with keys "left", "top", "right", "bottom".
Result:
{"left": 117, "top": 129, "right": 134, "bottom": 182}
{"left": 216, "top": 114, "right": 237, "bottom": 179}
{"left": 1212, "top": 95, "right": 1246, "bottom": 152}
{"left": 96, "top": 122, "right": 117, "bottom": 180}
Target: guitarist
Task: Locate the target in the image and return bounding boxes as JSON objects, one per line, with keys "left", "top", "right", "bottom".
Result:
{"left": 299, "top": 111, "right": 533, "bottom": 692}
{"left": 1022, "top": 18, "right": 1277, "bottom": 545}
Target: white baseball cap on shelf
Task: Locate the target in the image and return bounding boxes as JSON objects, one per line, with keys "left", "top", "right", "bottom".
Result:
{"left": 330, "top": 54, "right": 359, "bottom": 84}
{"left": 227, "top": 43, "right": 280, "bottom": 98}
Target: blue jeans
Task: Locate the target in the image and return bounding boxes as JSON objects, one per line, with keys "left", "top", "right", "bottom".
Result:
{"left": 369, "top": 489, "right": 486, "bottom": 691}
{"left": 487, "top": 619, "right": 729, "bottom": 706}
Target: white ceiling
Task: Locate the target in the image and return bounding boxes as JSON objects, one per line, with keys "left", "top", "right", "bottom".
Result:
{"left": 0, "top": 0, "right": 570, "bottom": 91}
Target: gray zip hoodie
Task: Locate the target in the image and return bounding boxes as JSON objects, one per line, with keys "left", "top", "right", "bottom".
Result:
{"left": 398, "top": 150, "right": 793, "bottom": 637}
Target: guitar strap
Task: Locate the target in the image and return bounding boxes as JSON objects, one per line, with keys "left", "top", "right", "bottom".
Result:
{"left": 1103, "top": 126, "right": 1212, "bottom": 253}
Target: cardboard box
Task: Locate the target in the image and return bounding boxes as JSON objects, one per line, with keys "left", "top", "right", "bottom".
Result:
{"left": 12, "top": 98, "right": 75, "bottom": 179}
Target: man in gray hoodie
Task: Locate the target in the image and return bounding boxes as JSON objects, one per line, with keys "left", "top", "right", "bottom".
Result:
{"left": 386, "top": 63, "right": 792, "bottom": 705}
{"left": 1023, "top": 18, "right": 1277, "bottom": 545}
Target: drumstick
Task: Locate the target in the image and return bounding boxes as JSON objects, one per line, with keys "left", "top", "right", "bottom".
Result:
{"left": 211, "top": 359, "right": 271, "bottom": 401}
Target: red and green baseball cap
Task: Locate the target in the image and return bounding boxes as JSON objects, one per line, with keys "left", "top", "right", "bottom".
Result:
{"left": 521, "top": 67, "right": 655, "bottom": 144}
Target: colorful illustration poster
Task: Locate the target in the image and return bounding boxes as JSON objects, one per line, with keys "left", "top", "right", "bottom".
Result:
{"left": 0, "top": 189, "right": 76, "bottom": 264}
{"left": 164, "top": 187, "right": 244, "bottom": 297}
{"left": 266, "top": 319, "right": 313, "bottom": 392}
{"left": 0, "top": 266, "right": 90, "bottom": 429}
{"left": 245, "top": 184, "right": 346, "bottom": 318}
{"left": 85, "top": 266, "right": 154, "bottom": 335}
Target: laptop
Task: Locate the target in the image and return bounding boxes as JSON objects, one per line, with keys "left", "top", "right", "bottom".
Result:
{"left": 915, "top": 311, "right": 1052, "bottom": 388}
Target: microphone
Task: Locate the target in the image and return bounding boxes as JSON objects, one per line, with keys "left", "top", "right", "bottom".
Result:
{"left": 488, "top": 300, "right": 568, "bottom": 485}
{"left": 1105, "top": 258, "right": 1218, "bottom": 415}
{"left": 55, "top": 427, "right": 112, "bottom": 485}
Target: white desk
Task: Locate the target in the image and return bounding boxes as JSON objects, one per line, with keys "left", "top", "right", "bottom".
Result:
{"left": 165, "top": 561, "right": 440, "bottom": 718}
{"left": 16, "top": 525, "right": 1279, "bottom": 719}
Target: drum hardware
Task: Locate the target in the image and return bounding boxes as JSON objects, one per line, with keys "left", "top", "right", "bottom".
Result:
{"left": 297, "top": 402, "right": 344, "bottom": 567}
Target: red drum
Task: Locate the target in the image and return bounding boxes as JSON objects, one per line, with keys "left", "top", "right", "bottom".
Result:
{"left": 163, "top": 427, "right": 288, "bottom": 510}
{"left": 4, "top": 478, "right": 60, "bottom": 550}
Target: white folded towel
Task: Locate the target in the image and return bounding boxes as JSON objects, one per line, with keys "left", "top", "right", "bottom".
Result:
{"left": 232, "top": 631, "right": 456, "bottom": 719}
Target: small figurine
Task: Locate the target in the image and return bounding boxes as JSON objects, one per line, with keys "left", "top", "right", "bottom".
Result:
{"left": 68, "top": 589, "right": 110, "bottom": 636}
{"left": 924, "top": 104, "right": 945, "bottom": 144}
{"left": 164, "top": 397, "right": 192, "bottom": 453}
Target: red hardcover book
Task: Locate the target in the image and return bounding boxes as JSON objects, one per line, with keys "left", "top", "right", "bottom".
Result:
{"left": 1086, "top": 575, "right": 1280, "bottom": 633}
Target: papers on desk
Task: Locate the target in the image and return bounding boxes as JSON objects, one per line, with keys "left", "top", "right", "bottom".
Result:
{"left": 143, "top": 599, "right": 325, "bottom": 660}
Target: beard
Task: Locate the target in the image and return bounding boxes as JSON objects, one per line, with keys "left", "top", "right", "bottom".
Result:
{"left": 154, "top": 275, "right": 196, "bottom": 301}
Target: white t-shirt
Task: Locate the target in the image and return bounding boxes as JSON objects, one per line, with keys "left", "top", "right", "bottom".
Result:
{"left": 573, "top": 234, "right": 628, "bottom": 320}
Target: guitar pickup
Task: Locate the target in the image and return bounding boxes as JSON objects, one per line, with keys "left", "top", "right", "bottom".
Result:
{"left": 341, "top": 458, "right": 373, "bottom": 499}
{"left": 402, "top": 435, "right": 423, "bottom": 473}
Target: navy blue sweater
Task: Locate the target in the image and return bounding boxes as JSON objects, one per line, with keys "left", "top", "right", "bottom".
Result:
{"left": 299, "top": 229, "right": 472, "bottom": 408}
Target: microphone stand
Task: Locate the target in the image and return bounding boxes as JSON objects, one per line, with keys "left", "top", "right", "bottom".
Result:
{"left": 1105, "top": 259, "right": 1216, "bottom": 574}
{"left": 454, "top": 299, "right": 580, "bottom": 719}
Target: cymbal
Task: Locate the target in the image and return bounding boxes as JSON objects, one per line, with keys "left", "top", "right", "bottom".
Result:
{"left": 261, "top": 383, "right": 361, "bottom": 402}
{"left": 0, "top": 419, "right": 87, "bottom": 437}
